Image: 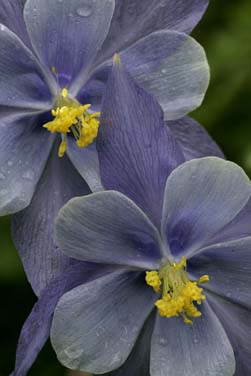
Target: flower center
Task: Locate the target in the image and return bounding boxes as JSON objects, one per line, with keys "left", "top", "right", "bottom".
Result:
{"left": 43, "top": 86, "right": 100, "bottom": 158}
{"left": 145, "top": 257, "right": 209, "bottom": 325}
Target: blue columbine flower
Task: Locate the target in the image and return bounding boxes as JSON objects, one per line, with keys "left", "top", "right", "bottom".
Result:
{"left": 11, "top": 58, "right": 224, "bottom": 375}
{"left": 0, "top": 0, "right": 211, "bottom": 296}
{"left": 48, "top": 62, "right": 251, "bottom": 375}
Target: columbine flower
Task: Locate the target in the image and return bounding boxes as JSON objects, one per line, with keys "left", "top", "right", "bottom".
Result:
{"left": 49, "top": 62, "right": 251, "bottom": 375}
{"left": 0, "top": 0, "right": 211, "bottom": 295}
{"left": 11, "top": 57, "right": 223, "bottom": 375}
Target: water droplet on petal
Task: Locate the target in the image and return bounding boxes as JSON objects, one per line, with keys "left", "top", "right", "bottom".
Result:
{"left": 22, "top": 170, "right": 35, "bottom": 181}
{"left": 76, "top": 5, "right": 93, "bottom": 17}
{"left": 0, "top": 25, "right": 5, "bottom": 31}
{"left": 159, "top": 336, "right": 168, "bottom": 346}
{"left": 64, "top": 346, "right": 83, "bottom": 360}
{"left": 7, "top": 160, "right": 13, "bottom": 167}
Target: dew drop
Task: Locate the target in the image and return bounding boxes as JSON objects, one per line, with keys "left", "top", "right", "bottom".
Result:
{"left": 226, "top": 292, "right": 232, "bottom": 298}
{"left": 22, "top": 170, "right": 35, "bottom": 181}
{"left": 64, "top": 346, "right": 83, "bottom": 360}
{"left": 193, "top": 334, "right": 199, "bottom": 344}
{"left": 0, "top": 25, "right": 5, "bottom": 31}
{"left": 76, "top": 5, "right": 93, "bottom": 17}
{"left": 7, "top": 160, "right": 13, "bottom": 167}
{"left": 159, "top": 336, "right": 168, "bottom": 346}
{"left": 110, "top": 352, "right": 122, "bottom": 366}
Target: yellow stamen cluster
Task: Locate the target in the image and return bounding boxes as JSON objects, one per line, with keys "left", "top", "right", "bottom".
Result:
{"left": 145, "top": 257, "right": 209, "bottom": 325}
{"left": 145, "top": 271, "right": 161, "bottom": 293}
{"left": 43, "top": 87, "right": 100, "bottom": 158}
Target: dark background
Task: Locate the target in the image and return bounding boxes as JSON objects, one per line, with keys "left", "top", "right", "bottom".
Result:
{"left": 0, "top": 1, "right": 250, "bottom": 375}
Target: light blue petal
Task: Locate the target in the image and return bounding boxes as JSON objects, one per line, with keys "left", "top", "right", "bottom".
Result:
{"left": 189, "top": 237, "right": 251, "bottom": 309}
{"left": 96, "top": 0, "right": 209, "bottom": 63}
{"left": 162, "top": 157, "right": 251, "bottom": 257}
{"left": 12, "top": 141, "right": 91, "bottom": 296}
{"left": 66, "top": 139, "right": 103, "bottom": 192}
{"left": 12, "top": 262, "right": 105, "bottom": 376}
{"left": 51, "top": 271, "right": 156, "bottom": 374}
{"left": 210, "top": 197, "right": 251, "bottom": 243}
{"left": 24, "top": 0, "right": 115, "bottom": 87}
{"left": 0, "top": 116, "right": 53, "bottom": 216}
{"left": 0, "top": 25, "right": 53, "bottom": 110}
{"left": 208, "top": 292, "right": 251, "bottom": 376}
{"left": 101, "top": 313, "right": 155, "bottom": 376}
{"left": 121, "top": 31, "right": 210, "bottom": 120}
{"left": 55, "top": 191, "right": 162, "bottom": 270}
{"left": 150, "top": 301, "right": 235, "bottom": 376}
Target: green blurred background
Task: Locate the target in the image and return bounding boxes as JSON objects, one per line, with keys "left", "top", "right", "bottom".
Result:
{"left": 0, "top": 0, "right": 250, "bottom": 375}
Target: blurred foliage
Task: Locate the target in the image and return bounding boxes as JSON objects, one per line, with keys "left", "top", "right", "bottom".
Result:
{"left": 192, "top": 0, "right": 251, "bottom": 174}
{"left": 0, "top": 0, "right": 250, "bottom": 375}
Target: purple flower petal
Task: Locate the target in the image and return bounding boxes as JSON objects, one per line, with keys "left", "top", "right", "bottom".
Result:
{"left": 150, "top": 301, "right": 235, "bottom": 376}
{"left": 24, "top": 0, "right": 115, "bottom": 88}
{"left": 0, "top": 0, "right": 30, "bottom": 47}
{"left": 0, "top": 25, "right": 53, "bottom": 110}
{"left": 189, "top": 237, "right": 251, "bottom": 309}
{"left": 207, "top": 293, "right": 251, "bottom": 376}
{"left": 51, "top": 271, "right": 156, "bottom": 374}
{"left": 0, "top": 106, "right": 43, "bottom": 123}
{"left": 167, "top": 116, "right": 225, "bottom": 160}
{"left": 12, "top": 142, "right": 91, "bottom": 296}
{"left": 66, "top": 139, "right": 103, "bottom": 192}
{"left": 96, "top": 0, "right": 209, "bottom": 63}
{"left": 97, "top": 61, "right": 184, "bottom": 228}
{"left": 162, "top": 158, "right": 251, "bottom": 257}
{"left": 0, "top": 116, "right": 53, "bottom": 216}
{"left": 86, "top": 31, "right": 209, "bottom": 120}
{"left": 55, "top": 191, "right": 161, "bottom": 270}
{"left": 11, "top": 262, "right": 105, "bottom": 376}
{"left": 101, "top": 312, "right": 155, "bottom": 376}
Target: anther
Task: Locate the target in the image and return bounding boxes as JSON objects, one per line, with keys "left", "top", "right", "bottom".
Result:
{"left": 43, "top": 87, "right": 100, "bottom": 157}
{"left": 145, "top": 257, "right": 209, "bottom": 325}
